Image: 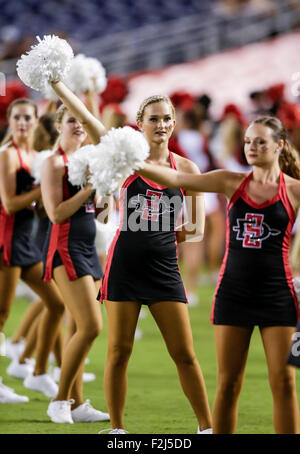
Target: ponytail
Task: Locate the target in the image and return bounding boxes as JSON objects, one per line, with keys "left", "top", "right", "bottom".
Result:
{"left": 279, "top": 141, "right": 300, "bottom": 180}
{"left": 251, "top": 115, "right": 300, "bottom": 180}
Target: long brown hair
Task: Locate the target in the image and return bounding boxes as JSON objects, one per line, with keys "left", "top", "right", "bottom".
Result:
{"left": 250, "top": 116, "right": 300, "bottom": 180}
{"left": 0, "top": 98, "right": 38, "bottom": 146}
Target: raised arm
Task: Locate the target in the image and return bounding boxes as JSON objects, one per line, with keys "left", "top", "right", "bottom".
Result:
{"left": 138, "top": 163, "right": 244, "bottom": 199}
{"left": 51, "top": 81, "right": 106, "bottom": 144}
{"left": 41, "top": 154, "right": 94, "bottom": 224}
{"left": 0, "top": 149, "right": 41, "bottom": 214}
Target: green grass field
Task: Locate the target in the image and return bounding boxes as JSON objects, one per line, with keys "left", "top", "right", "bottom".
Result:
{"left": 0, "top": 282, "right": 299, "bottom": 435}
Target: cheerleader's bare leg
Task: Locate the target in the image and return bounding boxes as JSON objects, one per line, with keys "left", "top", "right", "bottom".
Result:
{"left": 0, "top": 256, "right": 21, "bottom": 334}
{"left": 104, "top": 300, "right": 141, "bottom": 429}
{"left": 212, "top": 325, "right": 253, "bottom": 433}
{"left": 260, "top": 326, "right": 299, "bottom": 434}
{"left": 149, "top": 301, "right": 212, "bottom": 431}
{"left": 11, "top": 299, "right": 44, "bottom": 343}
{"left": 21, "top": 262, "right": 64, "bottom": 375}
{"left": 53, "top": 267, "right": 102, "bottom": 407}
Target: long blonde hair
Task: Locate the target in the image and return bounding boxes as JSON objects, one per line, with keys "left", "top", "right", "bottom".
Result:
{"left": 52, "top": 104, "right": 68, "bottom": 149}
{"left": 250, "top": 116, "right": 300, "bottom": 180}
{"left": 0, "top": 98, "right": 38, "bottom": 146}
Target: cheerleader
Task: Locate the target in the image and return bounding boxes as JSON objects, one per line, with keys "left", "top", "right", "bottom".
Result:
{"left": 0, "top": 98, "right": 64, "bottom": 401}
{"left": 48, "top": 80, "right": 212, "bottom": 434}
{"left": 41, "top": 104, "right": 109, "bottom": 423}
{"left": 138, "top": 115, "right": 300, "bottom": 434}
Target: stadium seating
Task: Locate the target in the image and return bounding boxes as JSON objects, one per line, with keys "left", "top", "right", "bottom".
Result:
{"left": 0, "top": 0, "right": 216, "bottom": 43}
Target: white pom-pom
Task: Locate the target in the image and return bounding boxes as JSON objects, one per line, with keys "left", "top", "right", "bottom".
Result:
{"left": 0, "top": 142, "right": 11, "bottom": 153}
{"left": 89, "top": 126, "right": 149, "bottom": 195}
{"left": 67, "top": 144, "right": 100, "bottom": 186}
{"left": 94, "top": 220, "right": 118, "bottom": 255}
{"left": 42, "top": 84, "right": 59, "bottom": 102}
{"left": 85, "top": 57, "right": 107, "bottom": 94}
{"left": 31, "top": 149, "right": 55, "bottom": 184}
{"left": 16, "top": 35, "right": 74, "bottom": 92}
{"left": 293, "top": 277, "right": 300, "bottom": 304}
{"left": 65, "top": 54, "right": 107, "bottom": 94}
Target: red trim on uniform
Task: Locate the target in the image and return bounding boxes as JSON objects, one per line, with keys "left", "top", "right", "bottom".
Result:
{"left": 44, "top": 224, "right": 59, "bottom": 281}
{"left": 174, "top": 230, "right": 189, "bottom": 303}
{"left": 279, "top": 172, "right": 299, "bottom": 318}
{"left": 0, "top": 141, "right": 32, "bottom": 266}
{"left": 43, "top": 147, "right": 78, "bottom": 282}
{"left": 0, "top": 207, "right": 15, "bottom": 266}
{"left": 211, "top": 211, "right": 230, "bottom": 323}
{"left": 227, "top": 172, "right": 251, "bottom": 211}
{"left": 12, "top": 140, "right": 31, "bottom": 173}
{"left": 99, "top": 151, "right": 185, "bottom": 302}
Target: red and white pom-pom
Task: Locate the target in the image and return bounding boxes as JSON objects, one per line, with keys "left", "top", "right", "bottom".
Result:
{"left": 89, "top": 126, "right": 149, "bottom": 195}
{"left": 16, "top": 35, "right": 74, "bottom": 92}
{"left": 67, "top": 144, "right": 100, "bottom": 187}
{"left": 31, "top": 149, "right": 55, "bottom": 184}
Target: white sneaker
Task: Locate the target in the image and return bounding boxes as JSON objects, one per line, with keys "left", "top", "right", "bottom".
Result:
{"left": 5, "top": 338, "right": 25, "bottom": 359}
{"left": 0, "top": 377, "right": 14, "bottom": 393}
{"left": 52, "top": 367, "right": 96, "bottom": 384}
{"left": 72, "top": 400, "right": 110, "bottom": 422}
{"left": 0, "top": 378, "right": 29, "bottom": 403}
{"left": 98, "top": 428, "right": 128, "bottom": 434}
{"left": 47, "top": 399, "right": 74, "bottom": 423}
{"left": 197, "top": 426, "right": 213, "bottom": 434}
{"left": 6, "top": 358, "right": 34, "bottom": 379}
{"left": 24, "top": 373, "right": 58, "bottom": 398}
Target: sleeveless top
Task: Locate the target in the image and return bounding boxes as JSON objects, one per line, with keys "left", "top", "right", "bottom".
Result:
{"left": 212, "top": 171, "right": 299, "bottom": 326}
{"left": 100, "top": 151, "right": 188, "bottom": 304}
{"left": 43, "top": 146, "right": 101, "bottom": 281}
{"left": 0, "top": 141, "right": 41, "bottom": 266}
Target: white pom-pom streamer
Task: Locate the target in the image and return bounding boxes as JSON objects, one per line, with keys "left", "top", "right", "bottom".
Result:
{"left": 16, "top": 35, "right": 74, "bottom": 92}
{"left": 31, "top": 149, "right": 55, "bottom": 184}
{"left": 89, "top": 126, "right": 150, "bottom": 195}
{"left": 94, "top": 220, "right": 118, "bottom": 255}
{"left": 0, "top": 142, "right": 11, "bottom": 153}
{"left": 293, "top": 277, "right": 300, "bottom": 305}
{"left": 42, "top": 84, "right": 59, "bottom": 102}
{"left": 67, "top": 144, "right": 100, "bottom": 187}
{"left": 65, "top": 54, "right": 107, "bottom": 94}
{"left": 85, "top": 57, "right": 107, "bottom": 94}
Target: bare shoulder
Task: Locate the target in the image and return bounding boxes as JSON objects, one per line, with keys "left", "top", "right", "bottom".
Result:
{"left": 284, "top": 174, "right": 300, "bottom": 209}
{"left": 171, "top": 153, "right": 200, "bottom": 174}
{"left": 42, "top": 151, "right": 65, "bottom": 178}
{"left": 0, "top": 145, "right": 18, "bottom": 168}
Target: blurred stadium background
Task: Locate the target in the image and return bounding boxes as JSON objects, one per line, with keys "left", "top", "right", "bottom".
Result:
{"left": 1, "top": 0, "right": 300, "bottom": 434}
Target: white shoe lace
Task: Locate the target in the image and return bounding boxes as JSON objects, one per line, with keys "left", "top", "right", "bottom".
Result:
{"left": 98, "top": 428, "right": 128, "bottom": 434}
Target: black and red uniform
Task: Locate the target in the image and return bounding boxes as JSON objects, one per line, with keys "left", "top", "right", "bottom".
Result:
{"left": 0, "top": 141, "right": 41, "bottom": 267}
{"left": 212, "top": 171, "right": 299, "bottom": 326}
{"left": 99, "top": 151, "right": 188, "bottom": 305}
{"left": 43, "top": 146, "right": 102, "bottom": 282}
